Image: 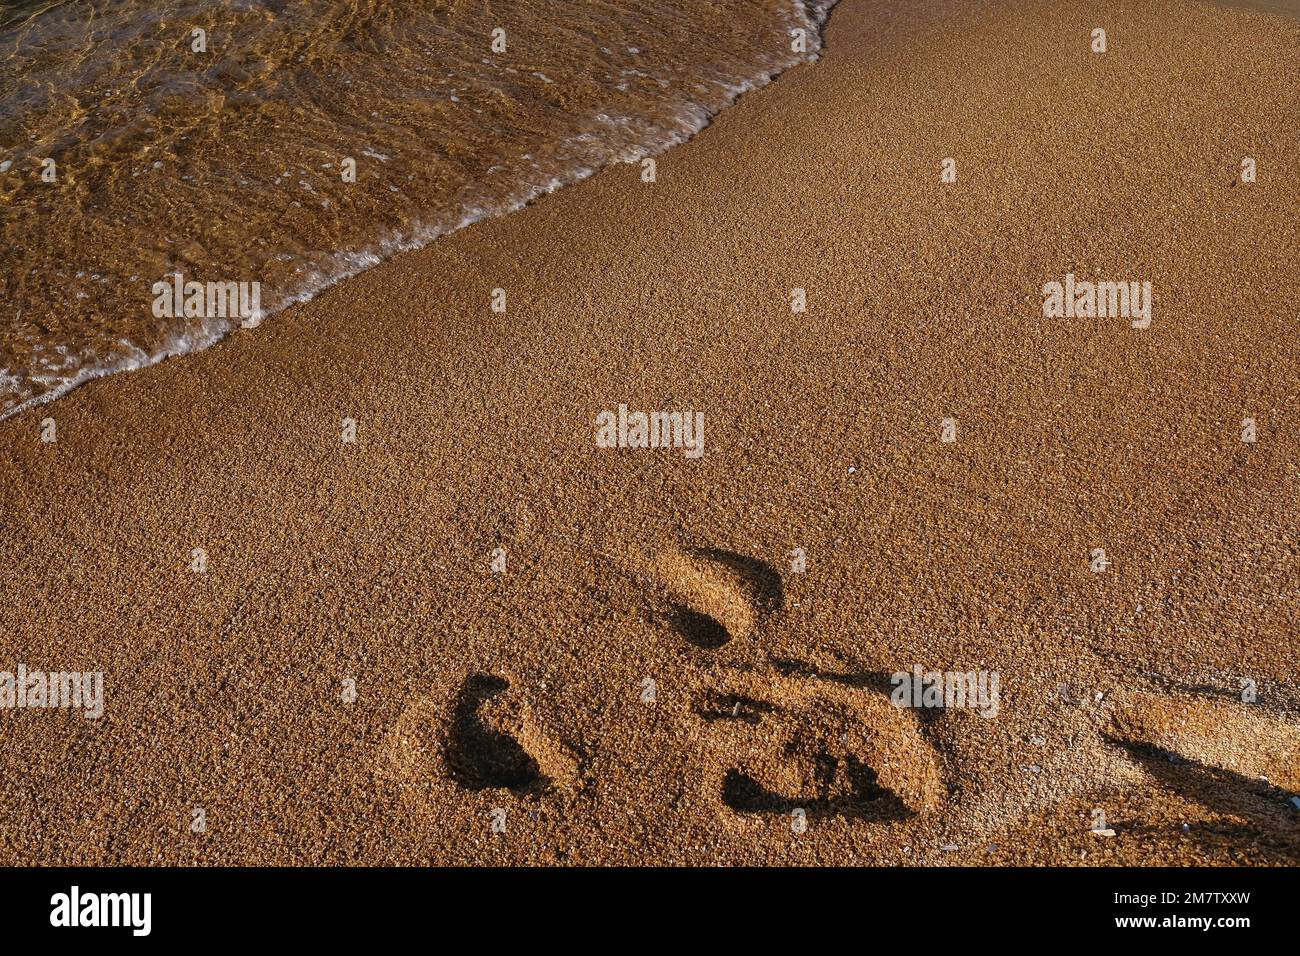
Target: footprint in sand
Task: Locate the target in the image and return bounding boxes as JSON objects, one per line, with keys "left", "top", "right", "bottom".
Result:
{"left": 647, "top": 546, "right": 944, "bottom": 822}
{"left": 1105, "top": 690, "right": 1300, "bottom": 836}
{"left": 694, "top": 666, "right": 946, "bottom": 822}
{"left": 649, "top": 547, "right": 784, "bottom": 649}
{"left": 379, "top": 672, "right": 578, "bottom": 808}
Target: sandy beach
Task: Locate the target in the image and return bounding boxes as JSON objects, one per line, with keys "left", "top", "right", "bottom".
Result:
{"left": 0, "top": 0, "right": 1297, "bottom": 866}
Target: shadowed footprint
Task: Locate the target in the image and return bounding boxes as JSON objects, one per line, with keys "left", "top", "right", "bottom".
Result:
{"left": 652, "top": 547, "right": 783, "bottom": 649}
{"left": 1105, "top": 691, "right": 1300, "bottom": 840}
{"left": 379, "top": 672, "right": 578, "bottom": 806}
{"left": 670, "top": 607, "right": 732, "bottom": 649}
{"left": 695, "top": 667, "right": 944, "bottom": 822}
{"left": 721, "top": 758, "right": 906, "bottom": 820}
{"left": 1108, "top": 692, "right": 1300, "bottom": 791}
{"left": 448, "top": 674, "right": 548, "bottom": 791}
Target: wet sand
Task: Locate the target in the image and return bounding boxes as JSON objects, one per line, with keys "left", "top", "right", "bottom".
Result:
{"left": 0, "top": 0, "right": 1297, "bottom": 865}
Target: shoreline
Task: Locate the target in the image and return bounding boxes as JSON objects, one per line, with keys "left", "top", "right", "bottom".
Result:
{"left": 0, "top": 0, "right": 839, "bottom": 424}
{"left": 1, "top": 0, "right": 1297, "bottom": 865}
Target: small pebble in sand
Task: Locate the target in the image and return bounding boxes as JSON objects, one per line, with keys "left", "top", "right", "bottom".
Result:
{"left": 1289, "top": 797, "right": 1300, "bottom": 810}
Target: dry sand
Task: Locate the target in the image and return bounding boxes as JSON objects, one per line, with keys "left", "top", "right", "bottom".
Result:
{"left": 0, "top": 0, "right": 1297, "bottom": 865}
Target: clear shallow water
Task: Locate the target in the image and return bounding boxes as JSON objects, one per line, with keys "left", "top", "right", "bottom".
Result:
{"left": 0, "top": 0, "right": 833, "bottom": 418}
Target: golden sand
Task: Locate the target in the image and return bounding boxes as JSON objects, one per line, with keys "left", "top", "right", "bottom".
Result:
{"left": 0, "top": 0, "right": 1297, "bottom": 865}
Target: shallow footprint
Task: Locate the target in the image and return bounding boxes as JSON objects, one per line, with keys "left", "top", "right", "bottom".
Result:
{"left": 1106, "top": 690, "right": 1300, "bottom": 832}
{"left": 1108, "top": 691, "right": 1300, "bottom": 791}
{"left": 695, "top": 667, "right": 944, "bottom": 822}
{"left": 651, "top": 547, "right": 783, "bottom": 649}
